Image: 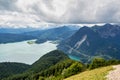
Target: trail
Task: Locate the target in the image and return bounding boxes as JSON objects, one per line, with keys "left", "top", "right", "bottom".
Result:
{"left": 106, "top": 65, "right": 120, "bottom": 80}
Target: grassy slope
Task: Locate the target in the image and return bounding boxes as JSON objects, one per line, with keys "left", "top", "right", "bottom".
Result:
{"left": 65, "top": 66, "right": 113, "bottom": 80}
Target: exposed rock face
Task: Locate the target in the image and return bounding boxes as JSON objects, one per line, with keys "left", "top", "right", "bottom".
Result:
{"left": 58, "top": 24, "right": 120, "bottom": 63}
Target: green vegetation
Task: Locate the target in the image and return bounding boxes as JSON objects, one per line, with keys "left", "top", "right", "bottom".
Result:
{"left": 1, "top": 50, "right": 120, "bottom": 80}
{"left": 36, "top": 59, "right": 85, "bottom": 80}
{"left": 88, "top": 58, "right": 120, "bottom": 69}
{"left": 30, "top": 50, "right": 70, "bottom": 73}
{"left": 89, "top": 58, "right": 106, "bottom": 69}
{"left": 63, "top": 62, "right": 84, "bottom": 78}
{"left": 65, "top": 66, "right": 113, "bottom": 80}
{"left": 0, "top": 62, "right": 30, "bottom": 79}
{"left": 27, "top": 40, "right": 35, "bottom": 44}
{"left": 2, "top": 50, "right": 85, "bottom": 80}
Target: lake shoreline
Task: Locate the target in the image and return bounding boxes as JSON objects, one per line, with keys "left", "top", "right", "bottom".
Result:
{"left": 0, "top": 40, "right": 58, "bottom": 64}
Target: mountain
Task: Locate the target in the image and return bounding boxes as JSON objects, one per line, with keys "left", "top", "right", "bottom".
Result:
{"left": 0, "top": 27, "right": 40, "bottom": 43}
{"left": 92, "top": 23, "right": 120, "bottom": 38}
{"left": 1, "top": 50, "right": 120, "bottom": 80}
{"left": 29, "top": 50, "right": 69, "bottom": 73}
{"left": 34, "top": 26, "right": 78, "bottom": 43}
{"left": 0, "top": 27, "right": 39, "bottom": 43}
{"left": 0, "top": 27, "right": 38, "bottom": 34}
{"left": 0, "top": 33, "right": 36, "bottom": 43}
{"left": 1, "top": 50, "right": 69, "bottom": 80}
{"left": 0, "top": 62, "right": 30, "bottom": 79}
{"left": 0, "top": 26, "right": 78, "bottom": 44}
{"left": 58, "top": 24, "right": 120, "bottom": 63}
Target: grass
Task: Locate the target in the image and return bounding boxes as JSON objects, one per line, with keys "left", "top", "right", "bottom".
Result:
{"left": 65, "top": 66, "right": 113, "bottom": 80}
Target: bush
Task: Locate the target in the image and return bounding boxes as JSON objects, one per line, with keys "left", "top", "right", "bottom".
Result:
{"left": 89, "top": 58, "right": 106, "bottom": 69}
{"left": 106, "top": 59, "right": 120, "bottom": 65}
{"left": 63, "top": 62, "right": 84, "bottom": 78}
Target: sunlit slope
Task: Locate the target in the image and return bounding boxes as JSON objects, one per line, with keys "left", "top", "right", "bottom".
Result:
{"left": 65, "top": 66, "right": 113, "bottom": 80}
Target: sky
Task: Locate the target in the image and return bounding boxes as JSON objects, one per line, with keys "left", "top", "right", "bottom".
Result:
{"left": 0, "top": 0, "right": 120, "bottom": 28}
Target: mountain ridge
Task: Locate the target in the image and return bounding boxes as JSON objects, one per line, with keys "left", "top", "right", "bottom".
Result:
{"left": 58, "top": 24, "right": 120, "bottom": 63}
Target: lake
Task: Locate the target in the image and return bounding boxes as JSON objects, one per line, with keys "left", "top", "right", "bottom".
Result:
{"left": 68, "top": 55, "right": 80, "bottom": 61}
{"left": 0, "top": 40, "right": 58, "bottom": 64}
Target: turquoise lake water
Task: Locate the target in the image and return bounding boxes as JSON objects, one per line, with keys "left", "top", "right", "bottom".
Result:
{"left": 68, "top": 55, "right": 80, "bottom": 61}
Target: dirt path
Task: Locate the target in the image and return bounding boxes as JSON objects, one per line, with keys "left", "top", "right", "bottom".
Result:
{"left": 106, "top": 65, "right": 120, "bottom": 80}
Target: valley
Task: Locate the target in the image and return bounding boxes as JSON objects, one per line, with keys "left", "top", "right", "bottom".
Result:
{"left": 0, "top": 24, "right": 120, "bottom": 80}
{"left": 0, "top": 0, "right": 119, "bottom": 79}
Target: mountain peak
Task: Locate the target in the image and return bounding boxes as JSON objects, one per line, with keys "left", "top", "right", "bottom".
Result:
{"left": 58, "top": 24, "right": 120, "bottom": 63}
{"left": 104, "top": 23, "right": 112, "bottom": 26}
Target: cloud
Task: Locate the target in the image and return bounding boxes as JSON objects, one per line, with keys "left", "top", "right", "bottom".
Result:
{"left": 0, "top": 0, "right": 120, "bottom": 28}
{"left": 96, "top": 0, "right": 120, "bottom": 23}
{"left": 62, "top": 0, "right": 120, "bottom": 23}
{"left": 0, "top": 0, "right": 18, "bottom": 11}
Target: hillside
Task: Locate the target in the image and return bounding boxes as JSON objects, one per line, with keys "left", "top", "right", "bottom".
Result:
{"left": 0, "top": 26, "right": 78, "bottom": 44}
{"left": 58, "top": 24, "right": 120, "bottom": 63}
{"left": 0, "top": 33, "right": 36, "bottom": 43}
{"left": 65, "top": 66, "right": 113, "bottom": 80}
{"left": 1, "top": 50, "right": 120, "bottom": 80}
{"left": 0, "top": 27, "right": 38, "bottom": 34}
{"left": 0, "top": 62, "right": 30, "bottom": 79}
{"left": 35, "top": 26, "right": 77, "bottom": 43}
{"left": 2, "top": 50, "right": 85, "bottom": 80}
{"left": 29, "top": 50, "right": 70, "bottom": 73}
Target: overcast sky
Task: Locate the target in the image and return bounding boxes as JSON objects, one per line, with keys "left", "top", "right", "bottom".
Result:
{"left": 0, "top": 0, "right": 120, "bottom": 28}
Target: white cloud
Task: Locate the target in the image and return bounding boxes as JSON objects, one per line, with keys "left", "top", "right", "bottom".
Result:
{"left": 0, "top": 0, "right": 120, "bottom": 28}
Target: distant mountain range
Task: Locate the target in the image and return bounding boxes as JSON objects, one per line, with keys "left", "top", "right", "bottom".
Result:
{"left": 1, "top": 24, "right": 120, "bottom": 80}
{"left": 0, "top": 27, "right": 39, "bottom": 34}
{"left": 58, "top": 24, "right": 120, "bottom": 63}
{"left": 1, "top": 24, "right": 120, "bottom": 62}
{"left": 35, "top": 26, "right": 77, "bottom": 43}
{"left": 0, "top": 26, "right": 78, "bottom": 43}
{"left": 0, "top": 27, "right": 38, "bottom": 43}
{"left": 0, "top": 33, "right": 36, "bottom": 43}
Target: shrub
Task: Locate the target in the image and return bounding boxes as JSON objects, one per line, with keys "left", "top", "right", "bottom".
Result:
{"left": 63, "top": 62, "right": 84, "bottom": 78}
{"left": 89, "top": 58, "right": 106, "bottom": 69}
